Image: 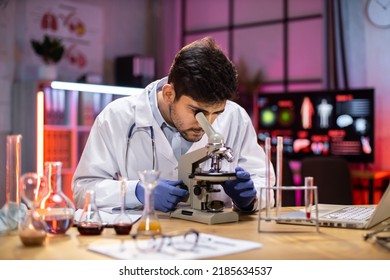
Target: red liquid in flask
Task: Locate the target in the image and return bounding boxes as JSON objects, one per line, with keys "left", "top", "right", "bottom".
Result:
{"left": 114, "top": 223, "right": 133, "bottom": 235}
{"left": 45, "top": 215, "right": 73, "bottom": 234}
{"left": 77, "top": 223, "right": 104, "bottom": 235}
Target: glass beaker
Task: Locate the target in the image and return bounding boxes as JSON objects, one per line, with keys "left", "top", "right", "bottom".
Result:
{"left": 113, "top": 179, "right": 133, "bottom": 235}
{"left": 18, "top": 172, "right": 48, "bottom": 246}
{"left": 37, "top": 162, "right": 75, "bottom": 235}
{"left": 77, "top": 190, "right": 104, "bottom": 235}
{"left": 136, "top": 170, "right": 162, "bottom": 234}
{"left": 5, "top": 134, "right": 22, "bottom": 233}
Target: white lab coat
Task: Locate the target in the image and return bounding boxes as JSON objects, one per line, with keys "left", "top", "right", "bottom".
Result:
{"left": 72, "top": 77, "right": 275, "bottom": 210}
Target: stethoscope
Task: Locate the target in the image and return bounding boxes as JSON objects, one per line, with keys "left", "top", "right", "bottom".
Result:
{"left": 125, "top": 123, "right": 157, "bottom": 177}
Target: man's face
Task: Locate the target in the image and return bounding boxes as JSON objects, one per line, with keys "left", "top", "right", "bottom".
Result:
{"left": 169, "top": 95, "right": 226, "bottom": 142}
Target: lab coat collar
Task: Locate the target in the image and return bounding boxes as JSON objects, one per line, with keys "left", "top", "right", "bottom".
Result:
{"left": 133, "top": 77, "right": 167, "bottom": 128}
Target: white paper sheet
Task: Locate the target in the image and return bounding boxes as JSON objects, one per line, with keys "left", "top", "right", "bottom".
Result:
{"left": 87, "top": 233, "right": 262, "bottom": 260}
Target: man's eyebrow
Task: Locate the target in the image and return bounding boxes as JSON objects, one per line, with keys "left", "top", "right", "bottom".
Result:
{"left": 188, "top": 105, "right": 225, "bottom": 114}
{"left": 213, "top": 108, "right": 225, "bottom": 114}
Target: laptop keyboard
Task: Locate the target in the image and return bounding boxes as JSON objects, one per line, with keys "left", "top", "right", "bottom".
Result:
{"left": 322, "top": 206, "right": 374, "bottom": 221}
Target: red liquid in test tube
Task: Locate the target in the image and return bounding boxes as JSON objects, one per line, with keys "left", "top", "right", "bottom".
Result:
{"left": 304, "top": 177, "right": 314, "bottom": 219}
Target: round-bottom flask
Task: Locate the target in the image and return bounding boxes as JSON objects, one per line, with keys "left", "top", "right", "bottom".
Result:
{"left": 77, "top": 190, "right": 104, "bottom": 235}
{"left": 18, "top": 210, "right": 47, "bottom": 246}
{"left": 18, "top": 172, "right": 48, "bottom": 246}
{"left": 136, "top": 170, "right": 162, "bottom": 233}
{"left": 38, "top": 162, "right": 75, "bottom": 235}
{"left": 113, "top": 179, "right": 133, "bottom": 235}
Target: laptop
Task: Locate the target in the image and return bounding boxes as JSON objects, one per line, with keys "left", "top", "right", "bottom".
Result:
{"left": 277, "top": 183, "right": 390, "bottom": 229}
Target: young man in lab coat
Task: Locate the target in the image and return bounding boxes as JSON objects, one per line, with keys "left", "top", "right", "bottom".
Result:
{"left": 72, "top": 37, "right": 275, "bottom": 213}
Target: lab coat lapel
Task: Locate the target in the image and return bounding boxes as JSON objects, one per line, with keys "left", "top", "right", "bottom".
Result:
{"left": 153, "top": 123, "right": 178, "bottom": 165}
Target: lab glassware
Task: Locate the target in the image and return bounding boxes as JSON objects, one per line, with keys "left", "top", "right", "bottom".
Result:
{"left": 18, "top": 173, "right": 48, "bottom": 246}
{"left": 5, "top": 134, "right": 22, "bottom": 233}
{"left": 275, "top": 136, "right": 283, "bottom": 216}
{"left": 37, "top": 161, "right": 75, "bottom": 235}
{"left": 77, "top": 190, "right": 104, "bottom": 235}
{"left": 19, "top": 172, "right": 48, "bottom": 209}
{"left": 136, "top": 170, "right": 162, "bottom": 234}
{"left": 113, "top": 179, "right": 133, "bottom": 235}
{"left": 258, "top": 136, "right": 319, "bottom": 233}
{"left": 304, "top": 176, "right": 314, "bottom": 219}
{"left": 18, "top": 209, "right": 47, "bottom": 246}
{"left": 264, "top": 137, "right": 272, "bottom": 219}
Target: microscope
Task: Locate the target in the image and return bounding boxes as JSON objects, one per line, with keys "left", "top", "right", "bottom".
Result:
{"left": 170, "top": 112, "right": 239, "bottom": 224}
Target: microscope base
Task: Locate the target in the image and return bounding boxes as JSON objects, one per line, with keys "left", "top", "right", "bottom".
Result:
{"left": 170, "top": 208, "right": 239, "bottom": 225}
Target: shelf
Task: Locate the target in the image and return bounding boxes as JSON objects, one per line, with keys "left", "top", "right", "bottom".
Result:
{"left": 44, "top": 124, "right": 73, "bottom": 130}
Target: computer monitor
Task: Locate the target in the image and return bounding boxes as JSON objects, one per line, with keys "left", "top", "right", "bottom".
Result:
{"left": 256, "top": 88, "right": 375, "bottom": 163}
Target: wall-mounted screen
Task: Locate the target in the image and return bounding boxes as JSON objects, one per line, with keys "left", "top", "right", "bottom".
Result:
{"left": 256, "top": 88, "right": 375, "bottom": 163}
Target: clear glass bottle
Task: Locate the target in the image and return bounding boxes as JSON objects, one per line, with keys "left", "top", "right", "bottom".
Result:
{"left": 113, "top": 179, "right": 133, "bottom": 235}
{"left": 136, "top": 170, "right": 162, "bottom": 234}
{"left": 37, "top": 161, "right": 75, "bottom": 235}
{"left": 18, "top": 172, "right": 48, "bottom": 246}
{"left": 77, "top": 190, "right": 104, "bottom": 235}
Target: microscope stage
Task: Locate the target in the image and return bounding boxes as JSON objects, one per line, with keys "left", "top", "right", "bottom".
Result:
{"left": 193, "top": 172, "right": 236, "bottom": 182}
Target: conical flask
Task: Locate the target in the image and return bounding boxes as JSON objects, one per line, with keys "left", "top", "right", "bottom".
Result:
{"left": 77, "top": 190, "right": 104, "bottom": 235}
{"left": 136, "top": 170, "right": 162, "bottom": 234}
{"left": 113, "top": 179, "right": 133, "bottom": 235}
{"left": 37, "top": 161, "right": 75, "bottom": 235}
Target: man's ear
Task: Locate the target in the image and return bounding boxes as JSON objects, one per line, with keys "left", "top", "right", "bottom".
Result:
{"left": 162, "top": 83, "right": 175, "bottom": 103}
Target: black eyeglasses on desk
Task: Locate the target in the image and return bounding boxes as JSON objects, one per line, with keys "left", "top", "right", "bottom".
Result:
{"left": 363, "top": 225, "right": 390, "bottom": 251}
{"left": 131, "top": 229, "right": 200, "bottom": 253}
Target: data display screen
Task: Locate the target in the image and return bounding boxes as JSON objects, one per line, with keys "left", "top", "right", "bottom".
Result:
{"left": 256, "top": 88, "right": 375, "bottom": 163}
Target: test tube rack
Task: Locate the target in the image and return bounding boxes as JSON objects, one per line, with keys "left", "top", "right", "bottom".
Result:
{"left": 257, "top": 136, "right": 320, "bottom": 233}
{"left": 257, "top": 185, "right": 319, "bottom": 232}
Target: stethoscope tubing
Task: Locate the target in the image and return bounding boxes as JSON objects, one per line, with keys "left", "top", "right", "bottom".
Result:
{"left": 126, "top": 123, "right": 156, "bottom": 176}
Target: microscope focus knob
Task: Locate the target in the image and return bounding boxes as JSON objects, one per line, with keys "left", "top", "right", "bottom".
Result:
{"left": 193, "top": 185, "right": 202, "bottom": 196}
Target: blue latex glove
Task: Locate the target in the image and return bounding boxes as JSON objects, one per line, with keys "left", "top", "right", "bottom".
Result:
{"left": 135, "top": 179, "right": 189, "bottom": 212}
{"left": 221, "top": 167, "right": 257, "bottom": 209}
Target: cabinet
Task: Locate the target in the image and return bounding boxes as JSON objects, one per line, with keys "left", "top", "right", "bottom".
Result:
{"left": 13, "top": 81, "right": 142, "bottom": 201}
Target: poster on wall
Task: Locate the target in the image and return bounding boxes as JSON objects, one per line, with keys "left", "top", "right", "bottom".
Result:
{"left": 26, "top": 0, "right": 103, "bottom": 81}
{"left": 0, "top": 0, "right": 15, "bottom": 80}
{"left": 0, "top": 0, "right": 15, "bottom": 133}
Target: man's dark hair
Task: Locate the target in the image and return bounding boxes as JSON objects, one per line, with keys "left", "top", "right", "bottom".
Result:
{"left": 168, "top": 37, "right": 238, "bottom": 104}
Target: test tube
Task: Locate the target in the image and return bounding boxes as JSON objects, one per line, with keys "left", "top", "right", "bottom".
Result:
{"left": 304, "top": 176, "right": 314, "bottom": 219}
{"left": 276, "top": 136, "right": 283, "bottom": 216}
{"left": 265, "top": 137, "right": 271, "bottom": 219}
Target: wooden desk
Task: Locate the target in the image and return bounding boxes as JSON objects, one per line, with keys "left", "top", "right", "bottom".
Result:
{"left": 0, "top": 209, "right": 389, "bottom": 260}
{"left": 351, "top": 170, "right": 390, "bottom": 204}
